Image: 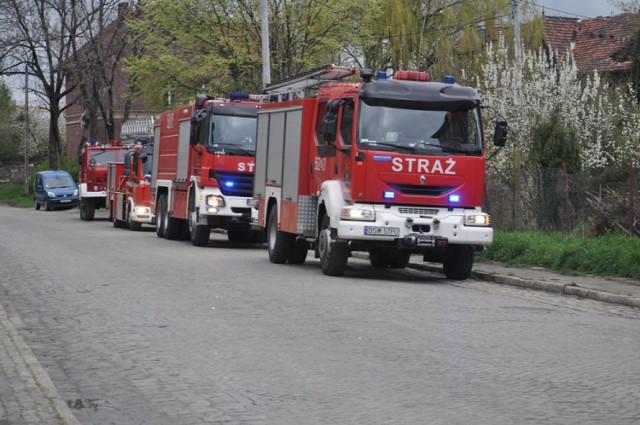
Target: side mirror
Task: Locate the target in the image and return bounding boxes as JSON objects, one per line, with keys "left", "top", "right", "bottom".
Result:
{"left": 190, "top": 111, "right": 208, "bottom": 145}
{"left": 321, "top": 115, "right": 337, "bottom": 143}
{"left": 493, "top": 121, "right": 507, "bottom": 147}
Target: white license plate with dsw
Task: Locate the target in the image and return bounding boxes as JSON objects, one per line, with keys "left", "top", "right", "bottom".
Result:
{"left": 364, "top": 226, "right": 400, "bottom": 236}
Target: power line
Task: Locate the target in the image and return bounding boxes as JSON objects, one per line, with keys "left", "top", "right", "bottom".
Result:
{"left": 523, "top": 0, "right": 609, "bottom": 19}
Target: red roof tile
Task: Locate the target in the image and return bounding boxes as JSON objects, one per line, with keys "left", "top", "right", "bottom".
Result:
{"left": 543, "top": 16, "right": 580, "bottom": 61}
{"left": 573, "top": 13, "right": 640, "bottom": 73}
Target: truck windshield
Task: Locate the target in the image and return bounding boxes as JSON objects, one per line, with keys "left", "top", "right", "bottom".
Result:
{"left": 89, "top": 150, "right": 126, "bottom": 165}
{"left": 208, "top": 116, "right": 256, "bottom": 155}
{"left": 357, "top": 102, "right": 483, "bottom": 156}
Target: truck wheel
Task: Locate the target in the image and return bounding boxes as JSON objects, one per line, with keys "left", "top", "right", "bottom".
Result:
{"left": 34, "top": 199, "right": 40, "bottom": 210}
{"left": 442, "top": 244, "right": 474, "bottom": 280}
{"left": 80, "top": 200, "right": 95, "bottom": 221}
{"left": 188, "top": 208, "right": 209, "bottom": 247}
{"left": 128, "top": 205, "right": 142, "bottom": 231}
{"left": 389, "top": 250, "right": 411, "bottom": 269}
{"left": 369, "top": 248, "right": 390, "bottom": 268}
{"left": 288, "top": 237, "right": 309, "bottom": 265}
{"left": 164, "top": 209, "right": 182, "bottom": 240}
{"left": 155, "top": 195, "right": 166, "bottom": 238}
{"left": 318, "top": 215, "right": 349, "bottom": 276}
{"left": 267, "top": 209, "right": 293, "bottom": 264}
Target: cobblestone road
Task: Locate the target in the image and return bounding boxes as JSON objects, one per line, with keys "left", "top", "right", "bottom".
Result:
{"left": 0, "top": 205, "right": 639, "bottom": 425}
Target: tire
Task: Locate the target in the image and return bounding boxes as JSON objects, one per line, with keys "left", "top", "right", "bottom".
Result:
{"left": 188, "top": 194, "right": 209, "bottom": 246}
{"left": 388, "top": 251, "right": 411, "bottom": 269}
{"left": 34, "top": 199, "right": 40, "bottom": 210}
{"left": 45, "top": 201, "right": 52, "bottom": 211}
{"left": 155, "top": 195, "right": 167, "bottom": 238}
{"left": 369, "top": 248, "right": 390, "bottom": 268}
{"left": 128, "top": 205, "right": 142, "bottom": 231}
{"left": 288, "top": 237, "right": 309, "bottom": 265}
{"left": 164, "top": 203, "right": 182, "bottom": 240}
{"left": 80, "top": 200, "right": 95, "bottom": 221}
{"left": 318, "top": 215, "right": 349, "bottom": 276}
{"left": 267, "top": 209, "right": 294, "bottom": 264}
{"left": 442, "top": 244, "right": 475, "bottom": 280}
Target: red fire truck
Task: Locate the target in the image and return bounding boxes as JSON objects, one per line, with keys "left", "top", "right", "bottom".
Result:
{"left": 254, "top": 64, "right": 507, "bottom": 279}
{"left": 79, "top": 142, "right": 131, "bottom": 221}
{"left": 107, "top": 118, "right": 155, "bottom": 230}
{"left": 151, "top": 93, "right": 260, "bottom": 246}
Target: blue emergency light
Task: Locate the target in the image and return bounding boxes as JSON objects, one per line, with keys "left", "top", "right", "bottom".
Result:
{"left": 443, "top": 75, "right": 456, "bottom": 84}
{"left": 448, "top": 194, "right": 460, "bottom": 203}
{"left": 383, "top": 191, "right": 395, "bottom": 200}
{"left": 376, "top": 71, "right": 388, "bottom": 80}
{"left": 228, "top": 92, "right": 250, "bottom": 101}
{"left": 224, "top": 181, "right": 235, "bottom": 188}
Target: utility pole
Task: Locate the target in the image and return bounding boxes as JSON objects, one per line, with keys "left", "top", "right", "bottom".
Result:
{"left": 23, "top": 63, "right": 29, "bottom": 195}
{"left": 512, "top": 0, "right": 522, "bottom": 66}
{"left": 511, "top": 0, "right": 523, "bottom": 230}
{"left": 260, "top": 0, "right": 271, "bottom": 89}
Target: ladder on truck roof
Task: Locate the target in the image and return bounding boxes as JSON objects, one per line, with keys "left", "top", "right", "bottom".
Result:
{"left": 263, "top": 64, "right": 356, "bottom": 101}
{"left": 120, "top": 117, "right": 154, "bottom": 144}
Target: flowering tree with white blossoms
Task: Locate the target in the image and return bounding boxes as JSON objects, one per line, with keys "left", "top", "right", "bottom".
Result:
{"left": 470, "top": 38, "right": 640, "bottom": 230}
{"left": 477, "top": 38, "right": 640, "bottom": 175}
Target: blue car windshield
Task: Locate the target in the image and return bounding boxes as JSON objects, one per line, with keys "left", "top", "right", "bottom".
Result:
{"left": 44, "top": 176, "right": 75, "bottom": 188}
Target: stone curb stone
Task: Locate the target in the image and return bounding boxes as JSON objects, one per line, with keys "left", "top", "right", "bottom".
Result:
{"left": 0, "top": 303, "right": 82, "bottom": 425}
{"left": 352, "top": 252, "right": 640, "bottom": 308}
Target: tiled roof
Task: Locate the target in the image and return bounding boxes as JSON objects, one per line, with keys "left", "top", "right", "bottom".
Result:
{"left": 573, "top": 13, "right": 640, "bottom": 73}
{"left": 543, "top": 16, "right": 580, "bottom": 61}
{"left": 543, "top": 13, "right": 640, "bottom": 74}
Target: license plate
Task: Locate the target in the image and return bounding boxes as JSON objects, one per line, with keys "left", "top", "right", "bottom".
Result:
{"left": 60, "top": 199, "right": 71, "bottom": 203}
{"left": 364, "top": 226, "right": 400, "bottom": 236}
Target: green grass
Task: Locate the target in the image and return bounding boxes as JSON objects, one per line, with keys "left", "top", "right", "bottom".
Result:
{"left": 0, "top": 183, "right": 33, "bottom": 208}
{"left": 482, "top": 230, "right": 640, "bottom": 280}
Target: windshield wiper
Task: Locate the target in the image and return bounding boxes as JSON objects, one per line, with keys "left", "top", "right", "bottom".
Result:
{"left": 365, "top": 142, "right": 416, "bottom": 154}
{"left": 210, "top": 143, "right": 254, "bottom": 156}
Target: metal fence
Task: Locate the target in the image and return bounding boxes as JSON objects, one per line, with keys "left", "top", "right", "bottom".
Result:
{"left": 485, "top": 161, "right": 639, "bottom": 235}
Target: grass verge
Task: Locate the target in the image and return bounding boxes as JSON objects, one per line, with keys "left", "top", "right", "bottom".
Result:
{"left": 481, "top": 230, "right": 640, "bottom": 280}
{"left": 0, "top": 183, "right": 33, "bottom": 208}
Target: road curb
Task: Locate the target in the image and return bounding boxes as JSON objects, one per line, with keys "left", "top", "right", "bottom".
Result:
{"left": 0, "top": 303, "right": 81, "bottom": 425}
{"left": 412, "top": 262, "right": 640, "bottom": 308}
{"left": 351, "top": 252, "right": 640, "bottom": 308}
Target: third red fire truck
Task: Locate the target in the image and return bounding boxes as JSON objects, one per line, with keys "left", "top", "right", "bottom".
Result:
{"left": 107, "top": 117, "right": 155, "bottom": 230}
{"left": 151, "top": 93, "right": 260, "bottom": 246}
{"left": 254, "top": 64, "right": 507, "bottom": 279}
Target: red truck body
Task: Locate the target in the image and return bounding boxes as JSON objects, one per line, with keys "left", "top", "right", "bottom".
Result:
{"left": 107, "top": 144, "right": 154, "bottom": 230}
{"left": 151, "top": 94, "right": 260, "bottom": 246}
{"left": 254, "top": 65, "right": 506, "bottom": 279}
{"left": 78, "top": 143, "right": 131, "bottom": 221}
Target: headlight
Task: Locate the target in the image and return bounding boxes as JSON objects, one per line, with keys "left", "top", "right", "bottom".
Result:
{"left": 464, "top": 214, "right": 491, "bottom": 226}
{"left": 73, "top": 189, "right": 79, "bottom": 196}
{"left": 340, "top": 207, "right": 375, "bottom": 221}
{"left": 135, "top": 206, "right": 150, "bottom": 216}
{"left": 47, "top": 191, "right": 56, "bottom": 198}
{"left": 206, "top": 195, "right": 225, "bottom": 208}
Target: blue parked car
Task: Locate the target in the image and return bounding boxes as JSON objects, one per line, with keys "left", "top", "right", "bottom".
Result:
{"left": 33, "top": 170, "right": 79, "bottom": 211}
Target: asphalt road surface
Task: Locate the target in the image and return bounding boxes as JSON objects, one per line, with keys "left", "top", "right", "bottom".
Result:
{"left": 0, "top": 205, "right": 639, "bottom": 425}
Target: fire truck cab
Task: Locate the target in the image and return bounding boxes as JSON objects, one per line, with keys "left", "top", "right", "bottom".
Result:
{"left": 254, "top": 65, "right": 507, "bottom": 279}
{"left": 151, "top": 93, "right": 260, "bottom": 246}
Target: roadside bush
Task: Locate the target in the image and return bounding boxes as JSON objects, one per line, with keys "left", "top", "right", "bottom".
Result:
{"left": 483, "top": 231, "right": 640, "bottom": 280}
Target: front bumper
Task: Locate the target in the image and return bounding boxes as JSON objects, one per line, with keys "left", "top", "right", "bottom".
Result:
{"left": 336, "top": 205, "right": 493, "bottom": 246}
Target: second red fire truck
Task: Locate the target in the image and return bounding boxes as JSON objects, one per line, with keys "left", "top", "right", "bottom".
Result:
{"left": 254, "top": 65, "right": 506, "bottom": 279}
{"left": 151, "top": 93, "right": 260, "bottom": 246}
